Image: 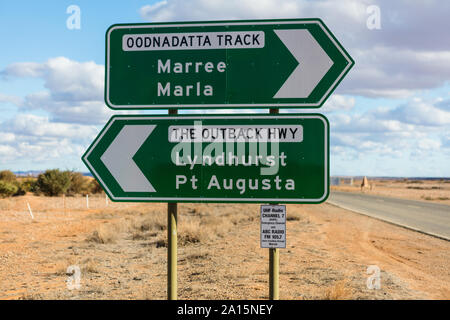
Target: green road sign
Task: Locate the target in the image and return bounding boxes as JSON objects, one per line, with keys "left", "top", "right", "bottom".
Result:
{"left": 82, "top": 114, "right": 329, "bottom": 203}
{"left": 105, "top": 19, "right": 354, "bottom": 110}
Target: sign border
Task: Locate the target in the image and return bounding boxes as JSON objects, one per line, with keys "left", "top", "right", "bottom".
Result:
{"left": 82, "top": 113, "right": 330, "bottom": 204}
{"left": 105, "top": 18, "right": 354, "bottom": 110}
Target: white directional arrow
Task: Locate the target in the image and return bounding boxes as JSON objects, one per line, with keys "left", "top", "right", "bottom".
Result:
{"left": 101, "top": 125, "right": 156, "bottom": 192}
{"left": 274, "top": 29, "right": 334, "bottom": 99}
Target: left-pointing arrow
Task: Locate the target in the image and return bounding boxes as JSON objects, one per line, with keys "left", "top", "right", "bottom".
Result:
{"left": 101, "top": 125, "right": 156, "bottom": 192}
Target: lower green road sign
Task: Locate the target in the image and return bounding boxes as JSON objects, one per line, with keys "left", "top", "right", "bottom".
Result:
{"left": 82, "top": 114, "right": 329, "bottom": 203}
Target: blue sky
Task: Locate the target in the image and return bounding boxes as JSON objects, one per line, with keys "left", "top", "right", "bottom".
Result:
{"left": 0, "top": 0, "right": 449, "bottom": 177}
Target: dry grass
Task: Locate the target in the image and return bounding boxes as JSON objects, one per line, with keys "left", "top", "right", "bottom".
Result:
{"left": 129, "top": 211, "right": 166, "bottom": 242}
{"left": 52, "top": 257, "right": 78, "bottom": 276}
{"left": 18, "top": 293, "right": 43, "bottom": 300}
{"left": 82, "top": 258, "right": 99, "bottom": 274}
{"left": 128, "top": 207, "right": 238, "bottom": 247}
{"left": 1, "top": 194, "right": 448, "bottom": 300}
{"left": 131, "top": 230, "right": 158, "bottom": 240}
{"left": 86, "top": 223, "right": 120, "bottom": 244}
{"left": 185, "top": 250, "right": 209, "bottom": 262}
{"left": 200, "top": 215, "right": 234, "bottom": 238}
{"left": 132, "top": 212, "right": 166, "bottom": 232}
{"left": 287, "top": 211, "right": 302, "bottom": 221}
{"left": 53, "top": 262, "right": 71, "bottom": 276}
{"left": 88, "top": 211, "right": 115, "bottom": 219}
{"left": 178, "top": 218, "right": 211, "bottom": 245}
{"left": 155, "top": 238, "right": 167, "bottom": 248}
{"left": 229, "top": 212, "right": 255, "bottom": 225}
{"left": 438, "top": 288, "right": 450, "bottom": 300}
{"left": 321, "top": 280, "right": 353, "bottom": 300}
{"left": 0, "top": 201, "right": 9, "bottom": 210}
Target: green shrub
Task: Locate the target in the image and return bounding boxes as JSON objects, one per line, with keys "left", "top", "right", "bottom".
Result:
{"left": 13, "top": 179, "right": 37, "bottom": 196}
{"left": 89, "top": 179, "right": 104, "bottom": 194}
{"left": 0, "top": 180, "right": 19, "bottom": 198}
{"left": 67, "top": 172, "right": 89, "bottom": 195}
{"left": 0, "top": 170, "right": 16, "bottom": 183}
{"left": 36, "top": 169, "right": 71, "bottom": 196}
{"left": 19, "top": 178, "right": 38, "bottom": 193}
{"left": 13, "top": 184, "right": 26, "bottom": 196}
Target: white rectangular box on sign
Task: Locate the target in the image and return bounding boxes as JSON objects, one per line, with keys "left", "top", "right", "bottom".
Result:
{"left": 260, "top": 205, "right": 286, "bottom": 248}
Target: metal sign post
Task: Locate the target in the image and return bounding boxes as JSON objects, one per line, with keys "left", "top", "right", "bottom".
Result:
{"left": 262, "top": 202, "right": 286, "bottom": 299}
{"left": 167, "top": 109, "right": 178, "bottom": 300}
{"left": 269, "top": 248, "right": 279, "bottom": 300}
{"left": 269, "top": 108, "right": 279, "bottom": 300}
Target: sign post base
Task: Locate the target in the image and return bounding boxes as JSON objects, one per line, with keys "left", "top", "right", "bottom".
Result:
{"left": 167, "top": 202, "right": 177, "bottom": 300}
{"left": 269, "top": 248, "right": 279, "bottom": 300}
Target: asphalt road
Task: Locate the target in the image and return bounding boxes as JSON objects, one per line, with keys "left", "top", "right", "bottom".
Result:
{"left": 327, "top": 191, "right": 450, "bottom": 241}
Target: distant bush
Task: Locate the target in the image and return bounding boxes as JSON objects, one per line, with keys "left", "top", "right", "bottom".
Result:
{"left": 13, "top": 185, "right": 26, "bottom": 196}
{"left": 19, "top": 178, "right": 38, "bottom": 193}
{"left": 0, "top": 170, "right": 16, "bottom": 183}
{"left": 67, "top": 173, "right": 104, "bottom": 195}
{"left": 0, "top": 171, "right": 34, "bottom": 196}
{"left": 67, "top": 172, "right": 89, "bottom": 195}
{"left": 89, "top": 179, "right": 104, "bottom": 194}
{"left": 0, "top": 169, "right": 101, "bottom": 197}
{"left": 36, "top": 169, "right": 71, "bottom": 196}
{"left": 0, "top": 180, "right": 19, "bottom": 198}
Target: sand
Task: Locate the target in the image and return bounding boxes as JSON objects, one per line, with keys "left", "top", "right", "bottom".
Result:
{"left": 0, "top": 189, "right": 448, "bottom": 300}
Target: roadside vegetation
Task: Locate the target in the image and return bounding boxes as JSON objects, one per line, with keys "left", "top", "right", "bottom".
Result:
{"left": 0, "top": 169, "right": 103, "bottom": 198}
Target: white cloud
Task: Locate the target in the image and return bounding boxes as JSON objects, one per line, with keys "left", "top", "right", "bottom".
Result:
{"left": 2, "top": 57, "right": 103, "bottom": 101}
{"left": 0, "top": 132, "right": 15, "bottom": 143}
{"left": 1, "top": 62, "right": 45, "bottom": 78}
{"left": 139, "top": 1, "right": 169, "bottom": 18}
{"left": 417, "top": 138, "right": 441, "bottom": 151}
{"left": 435, "top": 98, "right": 450, "bottom": 111}
{"left": 341, "top": 47, "right": 450, "bottom": 97}
{"left": 3, "top": 113, "right": 98, "bottom": 140}
{"left": 321, "top": 95, "right": 355, "bottom": 112}
{"left": 140, "top": 0, "right": 365, "bottom": 23}
{"left": 0, "top": 93, "right": 23, "bottom": 106}
{"left": 140, "top": 0, "right": 449, "bottom": 52}
{"left": 0, "top": 114, "right": 99, "bottom": 166}
{"left": 139, "top": 0, "right": 450, "bottom": 99}
{"left": 328, "top": 96, "right": 450, "bottom": 164}
{"left": 329, "top": 111, "right": 416, "bottom": 134}
{"left": 0, "top": 145, "right": 16, "bottom": 157}
{"left": 1, "top": 57, "right": 108, "bottom": 124}
{"left": 383, "top": 98, "right": 450, "bottom": 126}
{"left": 20, "top": 90, "right": 113, "bottom": 124}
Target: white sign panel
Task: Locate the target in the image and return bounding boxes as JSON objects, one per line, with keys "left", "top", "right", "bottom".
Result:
{"left": 122, "top": 32, "right": 265, "bottom": 51}
{"left": 260, "top": 205, "right": 286, "bottom": 248}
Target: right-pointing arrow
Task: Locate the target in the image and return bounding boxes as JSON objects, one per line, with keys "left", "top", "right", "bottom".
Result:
{"left": 274, "top": 29, "right": 334, "bottom": 99}
{"left": 101, "top": 125, "right": 156, "bottom": 192}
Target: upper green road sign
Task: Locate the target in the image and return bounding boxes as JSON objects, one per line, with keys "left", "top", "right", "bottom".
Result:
{"left": 105, "top": 19, "right": 354, "bottom": 110}
{"left": 82, "top": 114, "right": 329, "bottom": 203}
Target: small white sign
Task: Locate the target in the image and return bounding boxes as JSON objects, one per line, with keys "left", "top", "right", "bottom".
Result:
{"left": 260, "top": 205, "right": 286, "bottom": 248}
